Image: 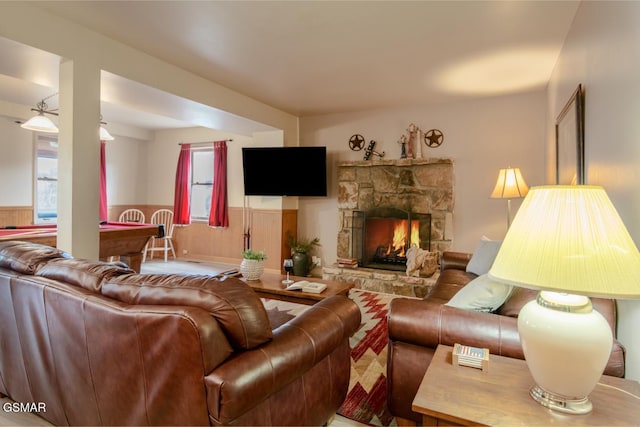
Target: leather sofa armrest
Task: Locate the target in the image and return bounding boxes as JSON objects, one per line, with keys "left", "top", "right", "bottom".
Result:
{"left": 388, "top": 297, "right": 524, "bottom": 359}
{"left": 204, "top": 296, "right": 361, "bottom": 423}
{"left": 388, "top": 298, "right": 626, "bottom": 377}
{"left": 440, "top": 251, "right": 472, "bottom": 272}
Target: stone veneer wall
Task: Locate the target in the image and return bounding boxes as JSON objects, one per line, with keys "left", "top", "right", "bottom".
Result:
{"left": 328, "top": 158, "right": 454, "bottom": 297}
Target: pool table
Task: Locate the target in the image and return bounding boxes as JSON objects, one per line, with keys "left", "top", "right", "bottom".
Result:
{"left": 0, "top": 222, "right": 162, "bottom": 272}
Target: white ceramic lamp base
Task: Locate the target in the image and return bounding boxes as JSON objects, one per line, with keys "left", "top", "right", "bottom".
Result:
{"left": 518, "top": 291, "right": 613, "bottom": 414}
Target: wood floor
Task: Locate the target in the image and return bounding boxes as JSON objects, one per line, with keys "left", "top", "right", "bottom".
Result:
{"left": 0, "top": 259, "right": 365, "bottom": 427}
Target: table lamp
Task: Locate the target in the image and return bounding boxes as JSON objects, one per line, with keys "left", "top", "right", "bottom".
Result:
{"left": 489, "top": 185, "right": 640, "bottom": 414}
{"left": 490, "top": 167, "right": 529, "bottom": 228}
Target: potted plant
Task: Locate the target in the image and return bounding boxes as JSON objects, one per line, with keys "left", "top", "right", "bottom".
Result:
{"left": 239, "top": 249, "right": 267, "bottom": 281}
{"left": 286, "top": 232, "right": 320, "bottom": 277}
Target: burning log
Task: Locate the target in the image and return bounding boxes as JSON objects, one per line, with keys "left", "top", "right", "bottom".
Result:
{"left": 374, "top": 245, "right": 407, "bottom": 265}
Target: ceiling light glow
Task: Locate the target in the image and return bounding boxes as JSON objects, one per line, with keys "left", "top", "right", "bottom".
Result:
{"left": 436, "top": 47, "right": 557, "bottom": 96}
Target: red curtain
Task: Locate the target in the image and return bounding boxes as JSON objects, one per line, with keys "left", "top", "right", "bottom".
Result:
{"left": 174, "top": 144, "right": 191, "bottom": 225}
{"left": 209, "top": 140, "right": 228, "bottom": 227}
{"left": 99, "top": 141, "right": 108, "bottom": 222}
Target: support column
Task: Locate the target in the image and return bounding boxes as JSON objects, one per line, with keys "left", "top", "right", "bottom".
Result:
{"left": 57, "top": 58, "right": 101, "bottom": 259}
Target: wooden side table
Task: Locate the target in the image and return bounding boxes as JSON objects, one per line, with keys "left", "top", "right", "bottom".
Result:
{"left": 412, "top": 345, "right": 640, "bottom": 426}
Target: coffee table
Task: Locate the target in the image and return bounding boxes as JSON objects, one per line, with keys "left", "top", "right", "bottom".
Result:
{"left": 412, "top": 345, "right": 640, "bottom": 426}
{"left": 243, "top": 273, "right": 353, "bottom": 305}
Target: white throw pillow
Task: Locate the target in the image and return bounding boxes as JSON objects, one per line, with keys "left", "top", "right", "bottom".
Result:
{"left": 466, "top": 237, "right": 502, "bottom": 276}
{"left": 445, "top": 274, "right": 513, "bottom": 312}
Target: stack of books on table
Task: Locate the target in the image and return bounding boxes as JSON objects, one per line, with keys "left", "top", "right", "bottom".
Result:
{"left": 337, "top": 258, "right": 358, "bottom": 268}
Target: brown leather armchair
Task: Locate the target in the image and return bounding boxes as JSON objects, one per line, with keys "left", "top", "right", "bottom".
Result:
{"left": 386, "top": 251, "right": 626, "bottom": 425}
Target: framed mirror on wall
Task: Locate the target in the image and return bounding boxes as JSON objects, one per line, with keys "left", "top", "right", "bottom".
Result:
{"left": 555, "top": 84, "right": 585, "bottom": 185}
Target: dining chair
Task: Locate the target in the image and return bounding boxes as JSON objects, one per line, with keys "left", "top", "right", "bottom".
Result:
{"left": 109, "top": 209, "right": 147, "bottom": 262}
{"left": 118, "top": 208, "right": 145, "bottom": 223}
{"left": 143, "top": 209, "right": 176, "bottom": 262}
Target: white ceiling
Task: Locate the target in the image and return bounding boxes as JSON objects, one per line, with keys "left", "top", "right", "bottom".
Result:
{"left": 0, "top": 1, "right": 580, "bottom": 132}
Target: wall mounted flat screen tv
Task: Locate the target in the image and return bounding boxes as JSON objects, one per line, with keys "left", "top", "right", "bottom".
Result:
{"left": 242, "top": 146, "right": 327, "bottom": 197}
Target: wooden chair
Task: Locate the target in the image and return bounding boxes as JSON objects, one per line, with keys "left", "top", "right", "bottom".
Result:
{"left": 118, "top": 208, "right": 145, "bottom": 223}
{"left": 143, "top": 209, "right": 176, "bottom": 262}
{"left": 110, "top": 209, "right": 147, "bottom": 262}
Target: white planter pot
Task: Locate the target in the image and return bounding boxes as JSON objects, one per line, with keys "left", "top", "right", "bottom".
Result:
{"left": 240, "top": 258, "right": 264, "bottom": 281}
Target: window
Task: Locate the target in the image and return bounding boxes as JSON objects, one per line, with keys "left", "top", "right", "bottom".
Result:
{"left": 190, "top": 148, "right": 214, "bottom": 221}
{"left": 34, "top": 134, "right": 58, "bottom": 224}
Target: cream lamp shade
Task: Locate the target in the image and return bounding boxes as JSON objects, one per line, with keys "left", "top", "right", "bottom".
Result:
{"left": 490, "top": 185, "right": 640, "bottom": 298}
{"left": 490, "top": 167, "right": 529, "bottom": 199}
{"left": 489, "top": 185, "right": 640, "bottom": 414}
{"left": 490, "top": 167, "right": 529, "bottom": 228}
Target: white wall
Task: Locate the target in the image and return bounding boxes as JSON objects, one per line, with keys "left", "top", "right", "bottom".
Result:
{"left": 299, "top": 90, "right": 547, "bottom": 266}
{"left": 0, "top": 117, "right": 157, "bottom": 211}
{"left": 0, "top": 117, "right": 288, "bottom": 222}
{"left": 547, "top": 1, "right": 640, "bottom": 381}
{"left": 105, "top": 135, "right": 149, "bottom": 206}
{"left": 147, "top": 127, "right": 286, "bottom": 210}
{"left": 149, "top": 127, "right": 249, "bottom": 207}
{"left": 0, "top": 116, "right": 32, "bottom": 205}
{"left": 0, "top": 115, "right": 154, "bottom": 211}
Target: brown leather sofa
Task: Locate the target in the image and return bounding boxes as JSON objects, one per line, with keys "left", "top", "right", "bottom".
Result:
{"left": 0, "top": 241, "right": 361, "bottom": 426}
{"left": 387, "top": 251, "right": 626, "bottom": 425}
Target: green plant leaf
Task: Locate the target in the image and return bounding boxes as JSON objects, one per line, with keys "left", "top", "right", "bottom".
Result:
{"left": 241, "top": 249, "right": 267, "bottom": 260}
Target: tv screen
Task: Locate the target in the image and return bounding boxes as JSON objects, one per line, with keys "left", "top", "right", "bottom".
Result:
{"left": 242, "top": 146, "right": 327, "bottom": 197}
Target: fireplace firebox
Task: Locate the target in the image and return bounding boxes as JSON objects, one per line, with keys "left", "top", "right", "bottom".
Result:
{"left": 352, "top": 207, "right": 431, "bottom": 271}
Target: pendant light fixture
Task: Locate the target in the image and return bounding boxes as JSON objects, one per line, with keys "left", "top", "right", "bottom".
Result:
{"left": 20, "top": 93, "right": 59, "bottom": 133}
{"left": 99, "top": 125, "right": 114, "bottom": 141}
{"left": 99, "top": 115, "right": 114, "bottom": 141}
{"left": 21, "top": 93, "right": 115, "bottom": 140}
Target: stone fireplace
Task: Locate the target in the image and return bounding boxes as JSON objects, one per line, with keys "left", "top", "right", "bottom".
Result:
{"left": 323, "top": 158, "right": 454, "bottom": 297}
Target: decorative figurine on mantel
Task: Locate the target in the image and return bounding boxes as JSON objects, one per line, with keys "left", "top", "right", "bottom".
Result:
{"left": 398, "top": 135, "right": 408, "bottom": 159}
{"left": 363, "top": 140, "right": 385, "bottom": 160}
{"left": 405, "top": 124, "right": 415, "bottom": 158}
{"left": 408, "top": 123, "right": 423, "bottom": 159}
{"left": 396, "top": 124, "right": 444, "bottom": 159}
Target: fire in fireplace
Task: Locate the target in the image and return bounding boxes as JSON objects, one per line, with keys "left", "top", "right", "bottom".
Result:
{"left": 353, "top": 208, "right": 431, "bottom": 271}
{"left": 368, "top": 218, "right": 419, "bottom": 265}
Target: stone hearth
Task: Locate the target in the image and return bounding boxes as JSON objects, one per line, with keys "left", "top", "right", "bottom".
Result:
{"left": 333, "top": 157, "right": 454, "bottom": 297}
{"left": 322, "top": 264, "right": 439, "bottom": 298}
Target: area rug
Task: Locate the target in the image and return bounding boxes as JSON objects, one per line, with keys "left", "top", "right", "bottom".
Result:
{"left": 262, "top": 289, "right": 398, "bottom": 426}
{"left": 337, "top": 289, "right": 397, "bottom": 426}
{"left": 261, "top": 297, "right": 310, "bottom": 328}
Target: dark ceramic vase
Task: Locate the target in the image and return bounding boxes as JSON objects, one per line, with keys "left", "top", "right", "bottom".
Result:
{"left": 292, "top": 251, "right": 310, "bottom": 276}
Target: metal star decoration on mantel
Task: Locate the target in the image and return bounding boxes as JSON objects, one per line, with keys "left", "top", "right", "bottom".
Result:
{"left": 424, "top": 129, "right": 444, "bottom": 148}
{"left": 348, "top": 134, "right": 366, "bottom": 151}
